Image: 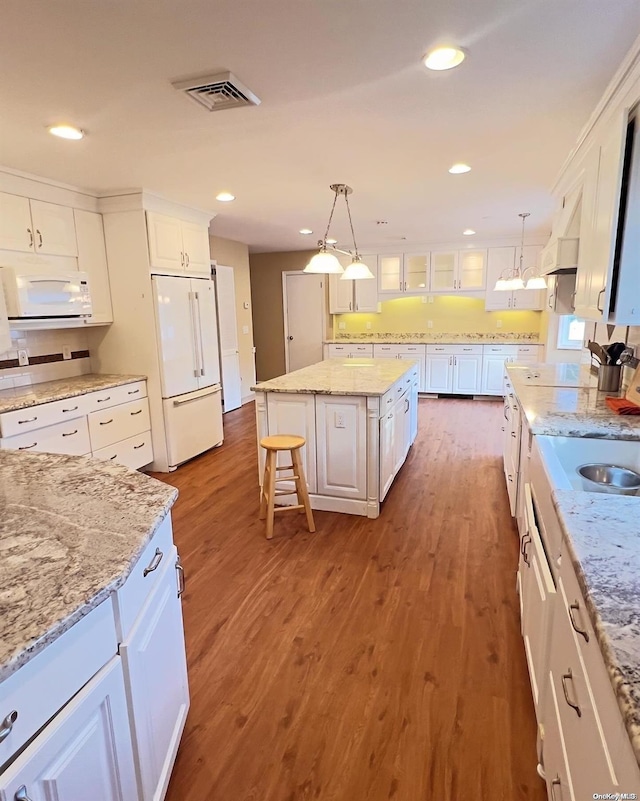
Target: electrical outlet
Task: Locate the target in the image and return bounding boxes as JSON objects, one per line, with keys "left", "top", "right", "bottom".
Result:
{"left": 338, "top": 322, "right": 346, "bottom": 329}
{"left": 334, "top": 411, "right": 346, "bottom": 429}
{"left": 429, "top": 296, "right": 434, "bottom": 304}
{"left": 421, "top": 296, "right": 428, "bottom": 304}
{"left": 427, "top": 320, "right": 433, "bottom": 329}
{"left": 496, "top": 319, "right": 503, "bottom": 328}
{"left": 62, "top": 345, "right": 72, "bottom": 360}
{"left": 242, "top": 325, "right": 249, "bottom": 335}
{"left": 18, "top": 349, "right": 29, "bottom": 366}
{"left": 366, "top": 322, "right": 372, "bottom": 329}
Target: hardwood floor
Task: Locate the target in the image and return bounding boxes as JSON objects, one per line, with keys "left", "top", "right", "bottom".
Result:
{"left": 154, "top": 398, "right": 546, "bottom": 801}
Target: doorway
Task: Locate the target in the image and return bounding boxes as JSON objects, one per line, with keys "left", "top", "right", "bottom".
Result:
{"left": 283, "top": 272, "right": 325, "bottom": 373}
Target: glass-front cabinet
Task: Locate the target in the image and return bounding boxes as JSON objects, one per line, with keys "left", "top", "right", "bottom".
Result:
{"left": 404, "top": 253, "right": 430, "bottom": 293}
{"left": 430, "top": 251, "right": 457, "bottom": 292}
{"left": 458, "top": 250, "right": 486, "bottom": 290}
{"left": 378, "top": 255, "right": 403, "bottom": 294}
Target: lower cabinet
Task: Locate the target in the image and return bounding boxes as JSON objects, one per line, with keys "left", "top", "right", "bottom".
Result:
{"left": 379, "top": 381, "right": 416, "bottom": 501}
{"left": 425, "top": 345, "right": 483, "bottom": 394}
{"left": 265, "top": 393, "right": 317, "bottom": 493}
{"left": 315, "top": 395, "right": 367, "bottom": 501}
{"left": 425, "top": 352, "right": 452, "bottom": 393}
{"left": 0, "top": 657, "right": 138, "bottom": 801}
{"left": 452, "top": 353, "right": 482, "bottom": 393}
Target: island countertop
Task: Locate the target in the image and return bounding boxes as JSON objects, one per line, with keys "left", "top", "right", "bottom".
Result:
{"left": 252, "top": 358, "right": 418, "bottom": 396}
{"left": 0, "top": 450, "right": 177, "bottom": 684}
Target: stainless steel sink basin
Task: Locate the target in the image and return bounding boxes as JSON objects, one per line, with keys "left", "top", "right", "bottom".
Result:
{"left": 577, "top": 463, "right": 640, "bottom": 495}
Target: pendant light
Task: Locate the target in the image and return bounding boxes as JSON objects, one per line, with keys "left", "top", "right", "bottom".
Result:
{"left": 303, "top": 184, "right": 374, "bottom": 279}
{"left": 493, "top": 212, "right": 546, "bottom": 291}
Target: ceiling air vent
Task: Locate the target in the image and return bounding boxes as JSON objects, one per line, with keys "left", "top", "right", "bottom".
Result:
{"left": 172, "top": 72, "right": 261, "bottom": 112}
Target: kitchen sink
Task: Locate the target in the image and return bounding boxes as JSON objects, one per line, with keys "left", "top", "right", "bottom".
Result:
{"left": 535, "top": 435, "right": 640, "bottom": 492}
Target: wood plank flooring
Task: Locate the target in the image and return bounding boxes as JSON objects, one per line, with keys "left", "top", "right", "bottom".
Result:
{"left": 154, "top": 398, "right": 546, "bottom": 801}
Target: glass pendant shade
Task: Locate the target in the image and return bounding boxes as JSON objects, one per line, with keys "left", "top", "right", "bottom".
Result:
{"left": 526, "top": 276, "right": 547, "bottom": 290}
{"left": 340, "top": 258, "right": 374, "bottom": 280}
{"left": 303, "top": 250, "right": 344, "bottom": 274}
{"left": 507, "top": 277, "right": 525, "bottom": 291}
{"left": 494, "top": 278, "right": 511, "bottom": 291}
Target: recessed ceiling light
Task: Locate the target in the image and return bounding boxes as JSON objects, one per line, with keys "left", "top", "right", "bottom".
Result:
{"left": 48, "top": 124, "right": 84, "bottom": 140}
{"left": 326, "top": 238, "right": 338, "bottom": 244}
{"left": 463, "top": 229, "right": 476, "bottom": 236}
{"left": 299, "top": 228, "right": 313, "bottom": 235}
{"left": 423, "top": 46, "right": 466, "bottom": 71}
{"left": 449, "top": 163, "right": 471, "bottom": 174}
{"left": 215, "top": 192, "right": 235, "bottom": 202}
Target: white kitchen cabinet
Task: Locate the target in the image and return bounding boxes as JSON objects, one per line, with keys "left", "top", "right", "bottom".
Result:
{"left": 147, "top": 212, "right": 210, "bottom": 278}
{"left": 379, "top": 403, "right": 395, "bottom": 501}
{"left": 328, "top": 270, "right": 354, "bottom": 313}
{"left": 74, "top": 209, "right": 113, "bottom": 325}
{"left": 377, "top": 254, "right": 405, "bottom": 295}
{"left": 328, "top": 254, "right": 379, "bottom": 313}
{"left": 266, "top": 392, "right": 317, "bottom": 493}
{"left": 425, "top": 345, "right": 483, "bottom": 394}
{"left": 326, "top": 343, "right": 373, "bottom": 359}
{"left": 425, "top": 352, "right": 452, "bottom": 393}
{"left": 315, "top": 395, "right": 367, "bottom": 500}
{"left": 0, "top": 277, "right": 10, "bottom": 354}
{"left": 403, "top": 253, "right": 430, "bottom": 293}
{"left": 373, "top": 344, "right": 426, "bottom": 392}
{"left": 0, "top": 657, "right": 137, "bottom": 801}
{"left": 485, "top": 247, "right": 545, "bottom": 310}
{"left": 503, "top": 390, "right": 521, "bottom": 516}
{"left": 429, "top": 250, "right": 486, "bottom": 294}
{"left": 429, "top": 251, "right": 457, "bottom": 292}
{"left": 481, "top": 345, "right": 518, "bottom": 394}
{"left": 120, "top": 547, "right": 189, "bottom": 801}
{"left": 452, "top": 351, "right": 482, "bottom": 394}
{"left": 458, "top": 249, "right": 486, "bottom": 291}
{"left": 0, "top": 193, "right": 77, "bottom": 257}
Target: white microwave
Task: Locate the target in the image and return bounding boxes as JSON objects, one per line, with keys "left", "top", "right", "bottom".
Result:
{"left": 1, "top": 268, "right": 92, "bottom": 319}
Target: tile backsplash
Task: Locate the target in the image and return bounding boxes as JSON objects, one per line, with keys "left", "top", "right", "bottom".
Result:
{"left": 0, "top": 328, "right": 92, "bottom": 390}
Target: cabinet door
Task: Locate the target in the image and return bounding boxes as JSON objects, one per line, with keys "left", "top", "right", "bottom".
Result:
{"left": 353, "top": 255, "right": 379, "bottom": 311}
{"left": 74, "top": 209, "right": 113, "bottom": 325}
{"left": 29, "top": 200, "right": 78, "bottom": 256}
{"left": 181, "top": 221, "right": 211, "bottom": 277}
{"left": 0, "top": 192, "right": 33, "bottom": 252}
{"left": 266, "top": 392, "right": 317, "bottom": 493}
{"left": 392, "top": 394, "right": 411, "bottom": 472}
{"left": 379, "top": 408, "right": 395, "bottom": 500}
{"left": 377, "top": 255, "right": 402, "bottom": 294}
{"left": 458, "top": 249, "right": 486, "bottom": 291}
{"left": 452, "top": 354, "right": 482, "bottom": 394}
{"left": 425, "top": 354, "right": 452, "bottom": 393}
{"left": 430, "top": 251, "right": 457, "bottom": 292}
{"left": 409, "top": 380, "right": 418, "bottom": 444}
{"left": 485, "top": 247, "right": 516, "bottom": 310}
{"left": 0, "top": 657, "right": 137, "bottom": 801}
{"left": 328, "top": 273, "right": 353, "bottom": 313}
{"left": 147, "top": 212, "right": 184, "bottom": 274}
{"left": 512, "top": 246, "right": 545, "bottom": 309}
{"left": 397, "top": 350, "right": 425, "bottom": 393}
{"left": 120, "top": 550, "right": 189, "bottom": 801}
{"left": 315, "top": 395, "right": 367, "bottom": 500}
{"left": 404, "top": 253, "right": 430, "bottom": 293}
{"left": 482, "top": 355, "right": 507, "bottom": 395}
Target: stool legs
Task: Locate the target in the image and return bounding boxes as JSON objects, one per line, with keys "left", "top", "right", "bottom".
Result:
{"left": 260, "top": 449, "right": 278, "bottom": 540}
{"left": 259, "top": 446, "right": 315, "bottom": 539}
{"left": 291, "top": 448, "right": 315, "bottom": 533}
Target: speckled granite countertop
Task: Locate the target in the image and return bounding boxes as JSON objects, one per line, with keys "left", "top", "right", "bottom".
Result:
{"left": 507, "top": 363, "right": 640, "bottom": 440}
{"left": 0, "top": 373, "right": 147, "bottom": 414}
{"left": 552, "top": 490, "right": 640, "bottom": 766}
{"left": 326, "top": 333, "right": 541, "bottom": 344}
{"left": 0, "top": 450, "right": 177, "bottom": 683}
{"left": 252, "top": 358, "right": 417, "bottom": 396}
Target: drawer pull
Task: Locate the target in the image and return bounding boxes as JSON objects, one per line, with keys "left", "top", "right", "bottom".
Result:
{"left": 62, "top": 406, "right": 79, "bottom": 413}
{"left": 522, "top": 538, "right": 531, "bottom": 566}
{"left": 61, "top": 429, "right": 78, "bottom": 437}
{"left": 143, "top": 547, "right": 164, "bottom": 577}
{"left": 561, "top": 669, "right": 581, "bottom": 717}
{"left": 133, "top": 442, "right": 146, "bottom": 449}
{"left": 18, "top": 417, "right": 37, "bottom": 425}
{"left": 109, "top": 454, "right": 118, "bottom": 460}
{"left": 14, "top": 787, "right": 33, "bottom": 801}
{"left": 127, "top": 388, "right": 140, "bottom": 395}
{"left": 99, "top": 419, "right": 114, "bottom": 426}
{"left": 130, "top": 409, "right": 143, "bottom": 416}
{"left": 568, "top": 602, "right": 589, "bottom": 642}
{"left": 550, "top": 776, "right": 562, "bottom": 801}
{"left": 176, "top": 556, "right": 185, "bottom": 598}
{"left": 0, "top": 710, "right": 18, "bottom": 743}
{"left": 96, "top": 396, "right": 111, "bottom": 403}
{"left": 18, "top": 443, "right": 37, "bottom": 450}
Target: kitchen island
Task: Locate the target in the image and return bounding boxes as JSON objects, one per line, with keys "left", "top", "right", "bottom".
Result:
{"left": 252, "top": 358, "right": 419, "bottom": 518}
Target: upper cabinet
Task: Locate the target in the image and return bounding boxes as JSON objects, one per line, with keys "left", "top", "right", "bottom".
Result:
{"left": 74, "top": 209, "right": 113, "bottom": 325}
{"left": 377, "top": 253, "right": 430, "bottom": 295}
{"left": 430, "top": 250, "right": 486, "bottom": 293}
{"left": 429, "top": 251, "right": 457, "bottom": 292}
{"left": 0, "top": 193, "right": 77, "bottom": 257}
{"left": 328, "top": 253, "right": 379, "bottom": 313}
{"left": 378, "top": 254, "right": 405, "bottom": 295}
{"left": 458, "top": 250, "right": 486, "bottom": 291}
{"left": 147, "top": 212, "right": 211, "bottom": 278}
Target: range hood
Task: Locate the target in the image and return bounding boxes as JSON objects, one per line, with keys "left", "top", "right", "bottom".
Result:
{"left": 540, "top": 188, "right": 582, "bottom": 275}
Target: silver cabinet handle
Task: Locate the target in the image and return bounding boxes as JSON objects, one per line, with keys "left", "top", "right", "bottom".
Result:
{"left": 133, "top": 441, "right": 145, "bottom": 449}
{"left": 36, "top": 229, "right": 43, "bottom": 248}
{"left": 550, "top": 776, "right": 562, "bottom": 801}
{"left": 130, "top": 409, "right": 143, "bottom": 416}
{"left": 99, "top": 419, "right": 113, "bottom": 426}
{"left": 143, "top": 547, "right": 163, "bottom": 577}
{"left": 18, "top": 443, "right": 37, "bottom": 450}
{"left": 176, "top": 555, "right": 185, "bottom": 598}
{"left": 0, "top": 710, "right": 18, "bottom": 743}
{"left": 96, "top": 396, "right": 111, "bottom": 403}
{"left": 180, "top": 251, "right": 185, "bottom": 267}
{"left": 349, "top": 301, "right": 352, "bottom": 311}
{"left": 596, "top": 287, "right": 605, "bottom": 312}
{"left": 511, "top": 431, "right": 517, "bottom": 438}
{"left": 62, "top": 406, "right": 78, "bottom": 413}
{"left": 108, "top": 453, "right": 118, "bottom": 460}
{"left": 61, "top": 429, "right": 78, "bottom": 437}
{"left": 27, "top": 228, "right": 33, "bottom": 248}
{"left": 127, "top": 388, "right": 140, "bottom": 395}
{"left": 449, "top": 356, "right": 452, "bottom": 366}
{"left": 404, "top": 281, "right": 407, "bottom": 290}
{"left": 15, "top": 787, "right": 33, "bottom": 801}
{"left": 561, "top": 669, "right": 581, "bottom": 717}
{"left": 18, "top": 417, "right": 37, "bottom": 424}
{"left": 185, "top": 252, "right": 190, "bottom": 267}
{"left": 568, "top": 602, "right": 589, "bottom": 642}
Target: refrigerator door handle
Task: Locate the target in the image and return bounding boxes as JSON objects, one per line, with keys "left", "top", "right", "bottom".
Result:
{"left": 194, "top": 291, "right": 205, "bottom": 377}
{"left": 188, "top": 291, "right": 200, "bottom": 378}
{"left": 173, "top": 385, "right": 222, "bottom": 406}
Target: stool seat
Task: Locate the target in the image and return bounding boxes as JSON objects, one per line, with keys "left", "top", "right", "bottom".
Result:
{"left": 260, "top": 434, "right": 306, "bottom": 452}
{"left": 259, "top": 434, "right": 315, "bottom": 540}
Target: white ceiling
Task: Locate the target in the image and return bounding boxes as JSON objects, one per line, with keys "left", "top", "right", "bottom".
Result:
{"left": 1, "top": 0, "right": 640, "bottom": 253}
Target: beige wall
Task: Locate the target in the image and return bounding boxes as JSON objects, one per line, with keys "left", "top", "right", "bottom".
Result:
{"left": 210, "top": 235, "right": 256, "bottom": 402}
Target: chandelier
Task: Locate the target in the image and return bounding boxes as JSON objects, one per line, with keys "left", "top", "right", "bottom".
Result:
{"left": 494, "top": 213, "right": 547, "bottom": 291}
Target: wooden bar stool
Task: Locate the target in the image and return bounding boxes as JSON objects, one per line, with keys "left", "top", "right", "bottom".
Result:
{"left": 259, "top": 434, "right": 316, "bottom": 540}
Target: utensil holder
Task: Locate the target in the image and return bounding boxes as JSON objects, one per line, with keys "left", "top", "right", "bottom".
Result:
{"left": 597, "top": 364, "right": 622, "bottom": 392}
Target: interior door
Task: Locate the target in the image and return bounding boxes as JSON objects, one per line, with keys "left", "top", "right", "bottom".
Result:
{"left": 284, "top": 273, "right": 324, "bottom": 372}
{"left": 191, "top": 277, "right": 221, "bottom": 388}
{"left": 152, "top": 274, "right": 199, "bottom": 398}
{"left": 214, "top": 264, "right": 242, "bottom": 411}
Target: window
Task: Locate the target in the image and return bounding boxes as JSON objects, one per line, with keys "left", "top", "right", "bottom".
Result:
{"left": 557, "top": 315, "right": 585, "bottom": 350}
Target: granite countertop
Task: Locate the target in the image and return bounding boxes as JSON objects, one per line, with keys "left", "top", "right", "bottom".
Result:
{"left": 0, "top": 450, "right": 178, "bottom": 683}
{"left": 0, "top": 373, "right": 148, "bottom": 414}
{"left": 326, "top": 333, "right": 541, "bottom": 344}
{"left": 507, "top": 362, "right": 640, "bottom": 441}
{"left": 552, "top": 490, "right": 640, "bottom": 766}
{"left": 252, "top": 358, "right": 418, "bottom": 396}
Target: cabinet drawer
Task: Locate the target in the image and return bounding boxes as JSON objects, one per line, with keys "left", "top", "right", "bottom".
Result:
{"left": 373, "top": 344, "right": 399, "bottom": 356}
{"left": 88, "top": 398, "right": 150, "bottom": 451}
{"left": 426, "top": 343, "right": 483, "bottom": 355}
{"left": 0, "top": 600, "right": 117, "bottom": 767}
{"left": 483, "top": 344, "right": 518, "bottom": 356}
{"left": 83, "top": 380, "right": 147, "bottom": 413}
{"left": 0, "top": 416, "right": 91, "bottom": 456}
{"left": 0, "top": 396, "right": 91, "bottom": 438}
{"left": 112, "top": 514, "right": 175, "bottom": 642}
{"left": 517, "top": 345, "right": 541, "bottom": 361}
{"left": 92, "top": 430, "right": 153, "bottom": 470}
{"left": 350, "top": 344, "right": 373, "bottom": 355}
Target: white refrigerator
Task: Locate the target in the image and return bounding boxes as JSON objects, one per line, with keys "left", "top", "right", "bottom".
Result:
{"left": 152, "top": 274, "right": 224, "bottom": 470}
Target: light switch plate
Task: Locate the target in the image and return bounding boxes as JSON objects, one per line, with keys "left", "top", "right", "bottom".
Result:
{"left": 242, "top": 325, "right": 249, "bottom": 335}
{"left": 427, "top": 320, "right": 433, "bottom": 329}
{"left": 496, "top": 319, "right": 503, "bottom": 328}
{"left": 62, "top": 345, "right": 72, "bottom": 360}
{"left": 366, "top": 322, "right": 372, "bottom": 329}
{"left": 338, "top": 322, "right": 346, "bottom": 329}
